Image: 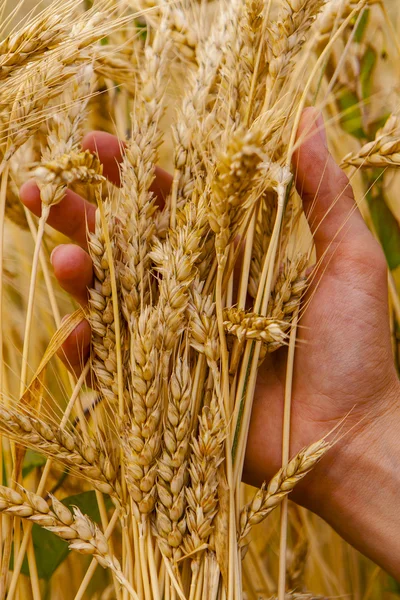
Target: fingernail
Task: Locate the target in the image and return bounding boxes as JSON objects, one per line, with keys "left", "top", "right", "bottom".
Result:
{"left": 50, "top": 244, "right": 65, "bottom": 265}
{"left": 315, "top": 113, "right": 328, "bottom": 149}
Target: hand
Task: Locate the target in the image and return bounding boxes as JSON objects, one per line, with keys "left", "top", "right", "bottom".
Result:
{"left": 20, "top": 111, "right": 400, "bottom": 577}
{"left": 245, "top": 108, "right": 399, "bottom": 488}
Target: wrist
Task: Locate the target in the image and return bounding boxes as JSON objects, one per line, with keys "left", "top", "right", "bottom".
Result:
{"left": 303, "top": 381, "right": 400, "bottom": 577}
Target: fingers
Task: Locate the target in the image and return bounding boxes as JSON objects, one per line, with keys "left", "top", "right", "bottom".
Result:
{"left": 58, "top": 318, "right": 91, "bottom": 378}
{"left": 82, "top": 131, "right": 124, "bottom": 187}
{"left": 51, "top": 244, "right": 93, "bottom": 306}
{"left": 293, "top": 108, "right": 369, "bottom": 263}
{"left": 82, "top": 131, "right": 172, "bottom": 204}
{"left": 20, "top": 181, "right": 96, "bottom": 248}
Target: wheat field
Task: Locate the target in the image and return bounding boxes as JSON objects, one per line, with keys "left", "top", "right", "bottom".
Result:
{"left": 0, "top": 0, "right": 398, "bottom": 599}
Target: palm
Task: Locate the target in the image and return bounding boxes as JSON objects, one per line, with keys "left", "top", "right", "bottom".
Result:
{"left": 246, "top": 237, "right": 393, "bottom": 488}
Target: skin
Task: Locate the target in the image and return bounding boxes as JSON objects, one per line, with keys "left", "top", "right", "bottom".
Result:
{"left": 20, "top": 108, "right": 400, "bottom": 578}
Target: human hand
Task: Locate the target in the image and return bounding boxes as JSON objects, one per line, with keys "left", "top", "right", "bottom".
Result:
{"left": 20, "top": 111, "right": 400, "bottom": 577}
{"left": 245, "top": 108, "right": 400, "bottom": 578}
{"left": 245, "top": 108, "right": 399, "bottom": 488}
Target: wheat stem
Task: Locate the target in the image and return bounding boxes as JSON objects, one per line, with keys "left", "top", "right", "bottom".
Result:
{"left": 7, "top": 362, "right": 90, "bottom": 600}
{"left": 74, "top": 508, "right": 121, "bottom": 600}
{"left": 19, "top": 205, "right": 50, "bottom": 397}
{"left": 278, "top": 309, "right": 299, "bottom": 600}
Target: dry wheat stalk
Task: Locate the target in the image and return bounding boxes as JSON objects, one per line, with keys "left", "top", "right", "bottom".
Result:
{"left": 171, "top": 2, "right": 238, "bottom": 213}
{"left": 239, "top": 441, "right": 329, "bottom": 543}
{"left": 342, "top": 114, "right": 400, "bottom": 167}
{"left": 117, "top": 13, "right": 169, "bottom": 321}
{"left": 238, "top": 0, "right": 264, "bottom": 121}
{"left": 33, "top": 65, "right": 101, "bottom": 207}
{"left": 0, "top": 5, "right": 75, "bottom": 78}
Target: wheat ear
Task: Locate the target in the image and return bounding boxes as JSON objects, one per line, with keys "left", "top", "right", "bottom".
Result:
{"left": 0, "top": 487, "right": 138, "bottom": 599}
{"left": 239, "top": 440, "right": 330, "bottom": 544}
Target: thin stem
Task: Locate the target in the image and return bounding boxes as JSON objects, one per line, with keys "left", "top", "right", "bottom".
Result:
{"left": 147, "top": 526, "right": 161, "bottom": 600}
{"left": 74, "top": 509, "right": 121, "bottom": 600}
{"left": 26, "top": 538, "right": 41, "bottom": 600}
{"left": 7, "top": 363, "right": 90, "bottom": 600}
{"left": 278, "top": 309, "right": 299, "bottom": 600}
{"left": 233, "top": 187, "right": 287, "bottom": 483}
{"left": 24, "top": 209, "right": 61, "bottom": 326}
{"left": 0, "top": 164, "right": 9, "bottom": 393}
{"left": 19, "top": 205, "right": 50, "bottom": 398}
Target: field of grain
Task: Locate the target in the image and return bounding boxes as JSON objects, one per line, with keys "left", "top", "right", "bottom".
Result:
{"left": 0, "top": 1, "right": 399, "bottom": 599}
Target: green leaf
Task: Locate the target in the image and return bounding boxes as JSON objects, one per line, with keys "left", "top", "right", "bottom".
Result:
{"left": 388, "top": 576, "right": 400, "bottom": 593}
{"left": 11, "top": 526, "right": 69, "bottom": 581}
{"left": 354, "top": 9, "right": 370, "bottom": 43}
{"left": 11, "top": 491, "right": 110, "bottom": 580}
{"left": 366, "top": 176, "right": 400, "bottom": 270}
{"left": 360, "top": 45, "right": 377, "bottom": 101}
{"left": 338, "top": 89, "right": 366, "bottom": 140}
{"left": 22, "top": 450, "right": 46, "bottom": 479}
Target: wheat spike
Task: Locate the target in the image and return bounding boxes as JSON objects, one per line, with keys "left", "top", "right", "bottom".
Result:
{"left": 0, "top": 487, "right": 135, "bottom": 593}
{"left": 184, "top": 394, "right": 225, "bottom": 554}
{"left": 239, "top": 440, "right": 329, "bottom": 543}
{"left": 342, "top": 114, "right": 400, "bottom": 168}
{"left": 208, "top": 126, "right": 265, "bottom": 265}
{"left": 155, "top": 357, "right": 191, "bottom": 560}
{"left": 123, "top": 308, "right": 163, "bottom": 520}
{"left": 266, "top": 0, "right": 326, "bottom": 105}
{"left": 223, "top": 308, "right": 287, "bottom": 349}
{"left": 0, "top": 405, "right": 119, "bottom": 497}
{"left": 88, "top": 205, "right": 125, "bottom": 407}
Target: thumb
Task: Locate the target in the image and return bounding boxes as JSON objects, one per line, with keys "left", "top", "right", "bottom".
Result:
{"left": 293, "top": 107, "right": 367, "bottom": 263}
